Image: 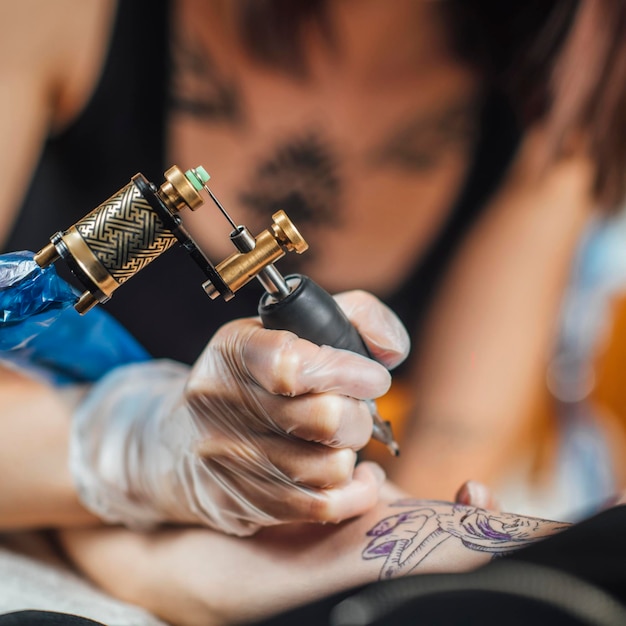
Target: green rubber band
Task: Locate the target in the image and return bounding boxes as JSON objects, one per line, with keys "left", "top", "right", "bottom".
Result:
{"left": 184, "top": 166, "right": 210, "bottom": 191}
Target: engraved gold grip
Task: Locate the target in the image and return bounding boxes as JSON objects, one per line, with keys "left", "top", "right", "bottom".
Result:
{"left": 75, "top": 182, "right": 178, "bottom": 285}
{"left": 35, "top": 166, "right": 204, "bottom": 314}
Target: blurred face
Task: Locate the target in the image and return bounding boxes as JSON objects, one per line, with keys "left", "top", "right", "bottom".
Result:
{"left": 169, "top": 0, "right": 480, "bottom": 296}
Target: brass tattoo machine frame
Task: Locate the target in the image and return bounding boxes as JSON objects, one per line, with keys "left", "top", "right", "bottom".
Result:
{"left": 34, "top": 165, "right": 307, "bottom": 314}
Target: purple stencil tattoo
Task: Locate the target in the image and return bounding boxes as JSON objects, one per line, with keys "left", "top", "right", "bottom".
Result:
{"left": 363, "top": 503, "right": 570, "bottom": 580}
{"left": 437, "top": 506, "right": 569, "bottom": 552}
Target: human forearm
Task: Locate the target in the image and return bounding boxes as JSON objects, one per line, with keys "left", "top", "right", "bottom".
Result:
{"left": 393, "top": 140, "right": 594, "bottom": 496}
{"left": 0, "top": 365, "right": 98, "bottom": 529}
{"left": 57, "top": 487, "right": 569, "bottom": 626}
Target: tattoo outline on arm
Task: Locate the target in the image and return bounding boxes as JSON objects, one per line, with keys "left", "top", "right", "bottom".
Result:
{"left": 363, "top": 500, "right": 570, "bottom": 580}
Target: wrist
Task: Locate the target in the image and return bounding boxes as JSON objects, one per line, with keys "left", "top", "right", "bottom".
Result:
{"left": 0, "top": 366, "right": 99, "bottom": 528}
{"left": 69, "top": 359, "right": 190, "bottom": 528}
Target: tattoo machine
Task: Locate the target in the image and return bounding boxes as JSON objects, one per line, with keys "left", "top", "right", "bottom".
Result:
{"left": 34, "top": 165, "right": 399, "bottom": 456}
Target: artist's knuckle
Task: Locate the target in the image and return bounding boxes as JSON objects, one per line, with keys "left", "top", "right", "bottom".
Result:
{"left": 305, "top": 494, "right": 335, "bottom": 522}
{"left": 352, "top": 401, "right": 375, "bottom": 449}
{"left": 266, "top": 337, "right": 301, "bottom": 396}
{"left": 184, "top": 381, "right": 209, "bottom": 407}
{"left": 212, "top": 318, "right": 250, "bottom": 348}
{"left": 325, "top": 448, "right": 357, "bottom": 485}
{"left": 341, "top": 289, "right": 377, "bottom": 315}
{"left": 286, "top": 491, "right": 318, "bottom": 520}
{"left": 309, "top": 396, "right": 344, "bottom": 443}
{"left": 351, "top": 289, "right": 376, "bottom": 307}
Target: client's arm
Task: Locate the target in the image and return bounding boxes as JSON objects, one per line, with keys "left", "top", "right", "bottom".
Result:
{"left": 0, "top": 364, "right": 98, "bottom": 528}
{"left": 57, "top": 485, "right": 569, "bottom": 626}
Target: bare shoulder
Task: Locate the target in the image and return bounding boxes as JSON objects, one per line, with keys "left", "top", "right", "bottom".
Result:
{"left": 0, "top": 0, "right": 118, "bottom": 242}
{"left": 0, "top": 0, "right": 117, "bottom": 129}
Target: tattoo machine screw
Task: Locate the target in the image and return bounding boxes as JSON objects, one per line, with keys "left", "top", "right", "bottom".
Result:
{"left": 186, "top": 168, "right": 400, "bottom": 456}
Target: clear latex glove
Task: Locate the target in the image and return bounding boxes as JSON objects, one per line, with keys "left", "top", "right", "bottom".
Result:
{"left": 70, "top": 290, "right": 410, "bottom": 536}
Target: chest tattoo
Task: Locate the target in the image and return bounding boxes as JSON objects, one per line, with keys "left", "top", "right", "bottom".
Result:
{"left": 239, "top": 132, "right": 342, "bottom": 229}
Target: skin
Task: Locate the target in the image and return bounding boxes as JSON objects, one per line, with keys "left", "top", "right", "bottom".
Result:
{"left": 56, "top": 485, "right": 570, "bottom": 626}
{"left": 0, "top": 0, "right": 598, "bottom": 524}
{"left": 393, "top": 137, "right": 594, "bottom": 496}
{"left": 0, "top": 366, "right": 97, "bottom": 529}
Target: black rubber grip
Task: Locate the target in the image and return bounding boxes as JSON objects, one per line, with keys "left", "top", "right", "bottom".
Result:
{"left": 258, "top": 274, "right": 371, "bottom": 358}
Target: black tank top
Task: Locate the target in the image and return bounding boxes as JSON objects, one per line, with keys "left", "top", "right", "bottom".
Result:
{"left": 4, "top": 0, "right": 520, "bottom": 365}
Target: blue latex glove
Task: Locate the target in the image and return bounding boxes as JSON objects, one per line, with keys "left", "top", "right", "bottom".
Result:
{"left": 1, "top": 251, "right": 149, "bottom": 383}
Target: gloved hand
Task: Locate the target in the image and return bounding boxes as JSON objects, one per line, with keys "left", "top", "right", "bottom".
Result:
{"left": 70, "top": 290, "right": 410, "bottom": 536}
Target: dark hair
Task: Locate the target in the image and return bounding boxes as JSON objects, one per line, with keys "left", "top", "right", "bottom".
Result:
{"left": 236, "top": 0, "right": 626, "bottom": 209}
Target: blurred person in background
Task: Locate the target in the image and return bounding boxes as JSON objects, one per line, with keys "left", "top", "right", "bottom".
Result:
{"left": 0, "top": 0, "right": 625, "bottom": 583}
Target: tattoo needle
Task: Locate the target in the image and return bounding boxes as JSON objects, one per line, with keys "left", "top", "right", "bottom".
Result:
{"left": 187, "top": 167, "right": 238, "bottom": 230}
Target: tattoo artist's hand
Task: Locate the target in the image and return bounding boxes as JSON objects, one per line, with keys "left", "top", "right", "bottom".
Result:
{"left": 70, "top": 290, "right": 410, "bottom": 536}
